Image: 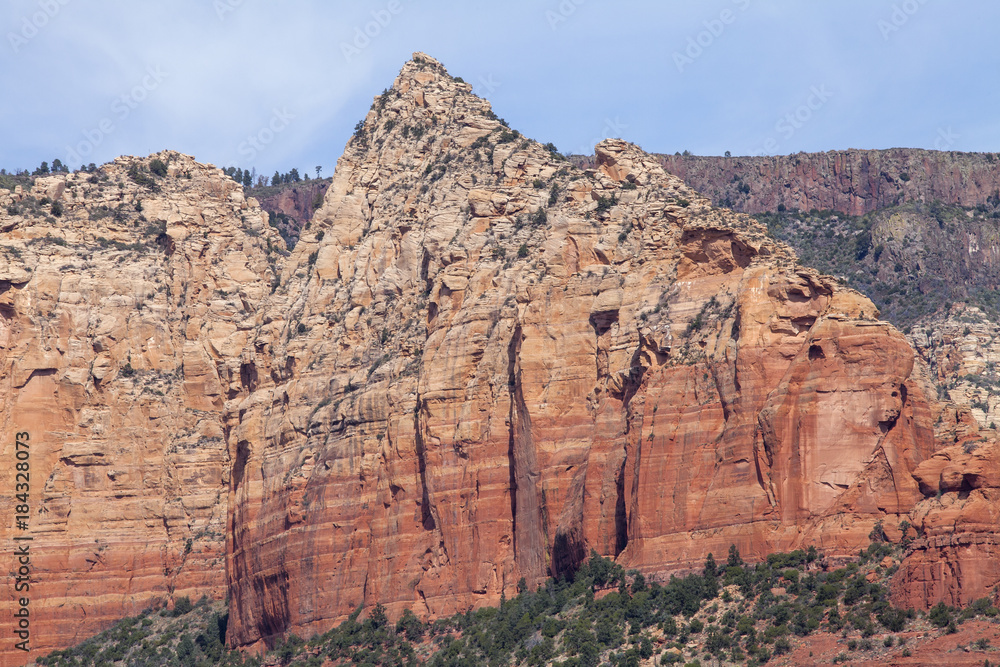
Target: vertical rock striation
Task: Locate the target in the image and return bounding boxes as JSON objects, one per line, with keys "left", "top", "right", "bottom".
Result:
{"left": 650, "top": 150, "right": 1000, "bottom": 216}
{"left": 224, "top": 54, "right": 943, "bottom": 649}
{"left": 0, "top": 154, "right": 280, "bottom": 665}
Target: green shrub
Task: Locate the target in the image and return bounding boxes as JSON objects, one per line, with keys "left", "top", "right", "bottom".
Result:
{"left": 127, "top": 164, "right": 159, "bottom": 191}
{"left": 172, "top": 596, "right": 193, "bottom": 617}
{"left": 661, "top": 649, "right": 683, "bottom": 664}
{"left": 596, "top": 195, "right": 618, "bottom": 213}
{"left": 928, "top": 602, "right": 953, "bottom": 628}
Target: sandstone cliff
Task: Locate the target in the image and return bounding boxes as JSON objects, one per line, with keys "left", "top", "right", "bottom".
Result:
{"left": 223, "top": 54, "right": 944, "bottom": 649}
{"left": 572, "top": 150, "right": 1000, "bottom": 217}
{"left": 891, "top": 438, "right": 1000, "bottom": 610}
{"left": 0, "top": 154, "right": 281, "bottom": 665}
{"left": 3, "top": 53, "right": 997, "bottom": 666}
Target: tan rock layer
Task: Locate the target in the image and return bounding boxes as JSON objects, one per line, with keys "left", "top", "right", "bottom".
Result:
{"left": 0, "top": 153, "right": 281, "bottom": 666}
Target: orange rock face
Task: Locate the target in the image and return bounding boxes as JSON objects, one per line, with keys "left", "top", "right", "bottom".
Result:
{"left": 1, "top": 53, "right": 993, "bottom": 666}
{"left": 891, "top": 439, "right": 1000, "bottom": 610}
{"left": 0, "top": 154, "right": 280, "bottom": 666}
{"left": 222, "top": 54, "right": 944, "bottom": 649}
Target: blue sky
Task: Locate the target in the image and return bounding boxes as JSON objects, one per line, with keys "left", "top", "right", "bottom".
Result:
{"left": 1, "top": 1, "right": 998, "bottom": 176}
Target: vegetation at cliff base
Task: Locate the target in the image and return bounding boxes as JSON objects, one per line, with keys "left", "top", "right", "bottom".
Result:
{"left": 36, "top": 597, "right": 253, "bottom": 667}
{"left": 39, "top": 540, "right": 1000, "bottom": 667}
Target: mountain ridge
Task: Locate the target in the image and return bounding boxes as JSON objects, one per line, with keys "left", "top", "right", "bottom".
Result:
{"left": 567, "top": 149, "right": 1000, "bottom": 218}
{"left": 1, "top": 53, "right": 999, "bottom": 666}
{"left": 222, "top": 53, "right": 986, "bottom": 649}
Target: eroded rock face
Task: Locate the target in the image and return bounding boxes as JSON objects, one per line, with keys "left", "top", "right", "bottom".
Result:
{"left": 0, "top": 154, "right": 280, "bottom": 665}
{"left": 648, "top": 150, "right": 1000, "bottom": 217}
{"left": 223, "top": 54, "right": 943, "bottom": 649}
{"left": 2, "top": 53, "right": 990, "bottom": 665}
{"left": 891, "top": 439, "right": 1000, "bottom": 610}
{"left": 252, "top": 180, "right": 331, "bottom": 248}
{"left": 909, "top": 306, "right": 1000, "bottom": 430}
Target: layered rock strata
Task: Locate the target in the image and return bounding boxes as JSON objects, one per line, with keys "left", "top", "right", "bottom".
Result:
{"left": 224, "top": 54, "right": 943, "bottom": 648}
{"left": 0, "top": 154, "right": 280, "bottom": 665}
{"left": 649, "top": 150, "right": 1000, "bottom": 217}
{"left": 891, "top": 439, "right": 1000, "bottom": 609}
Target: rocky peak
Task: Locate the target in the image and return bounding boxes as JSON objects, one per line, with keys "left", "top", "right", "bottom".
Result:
{"left": 352, "top": 52, "right": 497, "bottom": 159}
{"left": 222, "top": 54, "right": 948, "bottom": 650}
{"left": 4, "top": 54, "right": 998, "bottom": 665}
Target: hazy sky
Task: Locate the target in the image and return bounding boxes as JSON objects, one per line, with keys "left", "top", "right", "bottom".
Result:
{"left": 2, "top": 1, "right": 997, "bottom": 176}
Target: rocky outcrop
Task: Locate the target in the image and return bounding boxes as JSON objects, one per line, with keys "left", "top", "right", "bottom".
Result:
{"left": 0, "top": 154, "right": 281, "bottom": 666}
{"left": 908, "top": 306, "right": 1000, "bottom": 429}
{"left": 891, "top": 439, "right": 1000, "bottom": 610}
{"left": 223, "top": 54, "right": 944, "bottom": 649}
{"left": 252, "top": 179, "right": 331, "bottom": 248}
{"left": 4, "top": 52, "right": 997, "bottom": 665}
{"left": 569, "top": 150, "right": 1000, "bottom": 217}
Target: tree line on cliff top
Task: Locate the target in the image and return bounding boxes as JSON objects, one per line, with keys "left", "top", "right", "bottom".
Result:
{"left": 3, "top": 159, "right": 324, "bottom": 192}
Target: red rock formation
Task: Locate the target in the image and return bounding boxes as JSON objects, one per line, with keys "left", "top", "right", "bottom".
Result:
{"left": 222, "top": 54, "right": 945, "bottom": 650}
{"left": 569, "top": 150, "right": 1000, "bottom": 217}
{"left": 0, "top": 155, "right": 281, "bottom": 666}
{"left": 2, "top": 53, "right": 996, "bottom": 666}
{"left": 891, "top": 438, "right": 1000, "bottom": 610}
{"left": 252, "top": 180, "right": 331, "bottom": 248}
